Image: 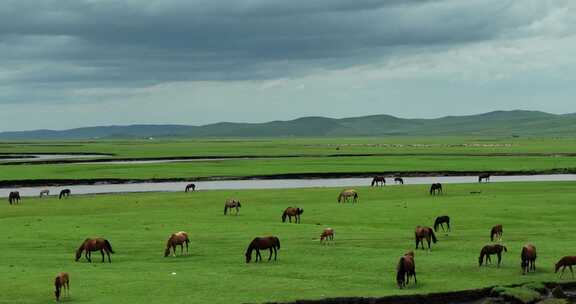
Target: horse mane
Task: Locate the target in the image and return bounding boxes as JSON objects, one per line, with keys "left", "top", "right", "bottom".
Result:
{"left": 371, "top": 178, "right": 376, "bottom": 186}
{"left": 245, "top": 239, "right": 257, "bottom": 257}
{"left": 298, "top": 208, "right": 304, "bottom": 215}
{"left": 281, "top": 210, "right": 287, "bottom": 222}
{"left": 433, "top": 218, "right": 440, "bottom": 232}
{"left": 479, "top": 247, "right": 486, "bottom": 266}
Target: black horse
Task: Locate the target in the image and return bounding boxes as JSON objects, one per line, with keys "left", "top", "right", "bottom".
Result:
{"left": 8, "top": 191, "right": 21, "bottom": 205}
{"left": 59, "top": 189, "right": 71, "bottom": 199}
{"left": 185, "top": 183, "right": 196, "bottom": 192}
{"left": 394, "top": 177, "right": 404, "bottom": 185}
{"left": 371, "top": 176, "right": 386, "bottom": 187}
{"left": 479, "top": 174, "right": 490, "bottom": 183}
{"left": 433, "top": 215, "right": 451, "bottom": 232}
{"left": 429, "top": 183, "right": 443, "bottom": 195}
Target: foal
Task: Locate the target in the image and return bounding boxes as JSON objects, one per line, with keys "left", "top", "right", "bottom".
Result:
{"left": 396, "top": 251, "right": 416, "bottom": 288}
{"left": 521, "top": 244, "right": 537, "bottom": 275}
{"left": 479, "top": 244, "right": 507, "bottom": 267}
{"left": 282, "top": 207, "right": 303, "bottom": 223}
{"left": 320, "top": 228, "right": 334, "bottom": 244}
{"left": 54, "top": 272, "right": 70, "bottom": 301}
{"left": 224, "top": 199, "right": 241, "bottom": 215}
{"left": 490, "top": 224, "right": 503, "bottom": 242}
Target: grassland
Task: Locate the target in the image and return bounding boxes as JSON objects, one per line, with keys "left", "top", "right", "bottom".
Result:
{"left": 1, "top": 182, "right": 575, "bottom": 304}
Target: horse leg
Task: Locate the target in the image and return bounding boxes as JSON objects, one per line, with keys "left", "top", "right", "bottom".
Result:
{"left": 180, "top": 243, "right": 184, "bottom": 255}
{"left": 101, "top": 249, "right": 105, "bottom": 263}
{"left": 497, "top": 253, "right": 501, "bottom": 267}
{"left": 87, "top": 251, "right": 92, "bottom": 263}
{"left": 107, "top": 249, "right": 112, "bottom": 263}
{"left": 274, "top": 247, "right": 277, "bottom": 260}
{"left": 268, "top": 248, "right": 273, "bottom": 261}
{"left": 186, "top": 241, "right": 189, "bottom": 255}
{"left": 256, "top": 249, "right": 261, "bottom": 262}
{"left": 571, "top": 265, "right": 574, "bottom": 278}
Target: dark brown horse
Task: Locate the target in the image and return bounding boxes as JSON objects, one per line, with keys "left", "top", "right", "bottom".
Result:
{"left": 396, "top": 251, "right": 416, "bottom": 288}
{"left": 394, "top": 177, "right": 404, "bottom": 185}
{"left": 245, "top": 236, "right": 280, "bottom": 263}
{"left": 555, "top": 256, "right": 576, "bottom": 278}
{"left": 415, "top": 226, "right": 437, "bottom": 250}
{"left": 224, "top": 199, "right": 241, "bottom": 215}
{"left": 521, "top": 244, "right": 537, "bottom": 275}
{"left": 8, "top": 191, "right": 21, "bottom": 204}
{"left": 282, "top": 207, "right": 303, "bottom": 223}
{"left": 490, "top": 224, "right": 503, "bottom": 242}
{"left": 59, "top": 189, "right": 71, "bottom": 199}
{"left": 433, "top": 216, "right": 451, "bottom": 232}
{"left": 371, "top": 176, "right": 386, "bottom": 187}
{"left": 185, "top": 183, "right": 196, "bottom": 192}
{"left": 54, "top": 272, "right": 70, "bottom": 301}
{"left": 320, "top": 228, "right": 334, "bottom": 244}
{"left": 164, "top": 231, "right": 190, "bottom": 257}
{"left": 429, "top": 183, "right": 442, "bottom": 195}
{"left": 479, "top": 244, "right": 507, "bottom": 267}
{"left": 75, "top": 238, "right": 114, "bottom": 263}
{"left": 479, "top": 173, "right": 490, "bottom": 183}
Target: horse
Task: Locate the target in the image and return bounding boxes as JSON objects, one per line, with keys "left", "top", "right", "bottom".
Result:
{"left": 371, "top": 176, "right": 386, "bottom": 187}
{"left": 521, "top": 244, "right": 537, "bottom": 275}
{"left": 396, "top": 251, "right": 416, "bottom": 288}
{"left": 490, "top": 224, "right": 503, "bottom": 242}
{"left": 224, "top": 199, "right": 241, "bottom": 215}
{"left": 415, "top": 226, "right": 437, "bottom": 250}
{"left": 429, "top": 183, "right": 442, "bottom": 195}
{"left": 479, "top": 173, "right": 490, "bottom": 183}
{"left": 164, "top": 231, "right": 190, "bottom": 257}
{"left": 75, "top": 238, "right": 114, "bottom": 263}
{"left": 338, "top": 189, "right": 358, "bottom": 203}
{"left": 433, "top": 216, "right": 451, "bottom": 232}
{"left": 59, "top": 189, "right": 71, "bottom": 199}
{"left": 320, "top": 228, "right": 334, "bottom": 244}
{"left": 39, "top": 189, "right": 50, "bottom": 197}
{"left": 555, "top": 256, "right": 576, "bottom": 278}
{"left": 8, "top": 191, "right": 21, "bottom": 205}
{"left": 479, "top": 244, "right": 507, "bottom": 267}
{"left": 54, "top": 272, "right": 70, "bottom": 301}
{"left": 394, "top": 177, "right": 404, "bottom": 185}
{"left": 245, "top": 236, "right": 280, "bottom": 263}
{"left": 282, "top": 207, "right": 303, "bottom": 223}
{"left": 185, "top": 183, "right": 196, "bottom": 192}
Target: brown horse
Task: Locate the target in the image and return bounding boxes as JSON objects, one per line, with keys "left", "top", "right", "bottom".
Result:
{"left": 320, "top": 228, "right": 334, "bottom": 244}
{"left": 245, "top": 236, "right": 280, "bottom": 263}
{"left": 164, "top": 231, "right": 190, "bottom": 257}
{"left": 75, "top": 238, "right": 114, "bottom": 263}
{"left": 8, "top": 191, "right": 21, "bottom": 204}
{"left": 282, "top": 207, "right": 303, "bottom": 223}
{"left": 479, "top": 244, "right": 507, "bottom": 267}
{"left": 479, "top": 173, "right": 490, "bottom": 183}
{"left": 59, "top": 189, "right": 71, "bottom": 199}
{"left": 371, "top": 176, "right": 386, "bottom": 187}
{"left": 338, "top": 189, "right": 358, "bottom": 203}
{"left": 429, "top": 183, "right": 442, "bottom": 195}
{"left": 555, "top": 256, "right": 576, "bottom": 278}
{"left": 54, "top": 272, "right": 70, "bottom": 301}
{"left": 415, "top": 226, "right": 437, "bottom": 250}
{"left": 490, "top": 224, "right": 503, "bottom": 242}
{"left": 433, "top": 215, "right": 451, "bottom": 232}
{"left": 224, "top": 199, "right": 241, "bottom": 215}
{"left": 394, "top": 177, "right": 404, "bottom": 185}
{"left": 521, "top": 244, "right": 537, "bottom": 275}
{"left": 396, "top": 251, "right": 416, "bottom": 288}
{"left": 185, "top": 183, "right": 196, "bottom": 192}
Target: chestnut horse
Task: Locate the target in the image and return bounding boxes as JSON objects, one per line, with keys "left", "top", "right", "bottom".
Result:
{"left": 185, "top": 183, "right": 196, "bottom": 192}
{"left": 245, "top": 236, "right": 280, "bottom": 263}
{"left": 54, "top": 272, "right": 70, "bottom": 301}
{"left": 415, "top": 226, "right": 437, "bottom": 250}
{"left": 521, "top": 244, "right": 537, "bottom": 275}
{"left": 338, "top": 189, "right": 358, "bottom": 203}
{"left": 282, "top": 207, "right": 303, "bottom": 223}
{"left": 479, "top": 244, "right": 507, "bottom": 267}
{"left": 320, "top": 228, "right": 334, "bottom": 244}
{"left": 490, "top": 224, "right": 503, "bottom": 242}
{"left": 371, "top": 176, "right": 386, "bottom": 187}
{"left": 59, "top": 189, "right": 71, "bottom": 199}
{"left": 164, "top": 231, "right": 190, "bottom": 257}
{"left": 8, "top": 191, "right": 21, "bottom": 204}
{"left": 396, "top": 251, "right": 416, "bottom": 288}
{"left": 75, "top": 238, "right": 114, "bottom": 263}
{"left": 555, "top": 256, "right": 576, "bottom": 278}
{"left": 429, "top": 183, "right": 442, "bottom": 195}
{"left": 224, "top": 199, "right": 241, "bottom": 215}
{"left": 433, "top": 215, "right": 451, "bottom": 232}
{"left": 479, "top": 173, "right": 490, "bottom": 183}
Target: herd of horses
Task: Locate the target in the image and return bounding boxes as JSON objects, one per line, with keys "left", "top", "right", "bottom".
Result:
{"left": 7, "top": 189, "right": 72, "bottom": 204}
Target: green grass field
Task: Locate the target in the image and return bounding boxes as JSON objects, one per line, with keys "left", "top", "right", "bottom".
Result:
{"left": 1, "top": 182, "right": 575, "bottom": 304}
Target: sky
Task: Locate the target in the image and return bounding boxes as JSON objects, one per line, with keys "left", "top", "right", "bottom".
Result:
{"left": 1, "top": 0, "right": 575, "bottom": 131}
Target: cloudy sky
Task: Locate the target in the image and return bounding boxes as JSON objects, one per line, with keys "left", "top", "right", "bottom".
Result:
{"left": 1, "top": 0, "right": 575, "bottom": 131}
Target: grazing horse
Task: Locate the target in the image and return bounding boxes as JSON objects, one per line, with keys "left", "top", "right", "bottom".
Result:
{"left": 479, "top": 244, "right": 507, "bottom": 267}
{"left": 245, "top": 236, "right": 280, "bottom": 263}
{"left": 282, "top": 207, "right": 303, "bottom": 223}
{"left": 429, "top": 183, "right": 442, "bottom": 195}
{"left": 185, "top": 183, "right": 196, "bottom": 192}
{"left": 521, "top": 244, "right": 537, "bottom": 275}
{"left": 433, "top": 216, "right": 451, "bottom": 232}
{"left": 39, "top": 189, "right": 50, "bottom": 197}
{"left": 415, "top": 226, "right": 437, "bottom": 250}
{"left": 75, "top": 238, "right": 114, "bottom": 263}
{"left": 490, "top": 224, "right": 503, "bottom": 242}
{"left": 555, "top": 256, "right": 576, "bottom": 278}
{"left": 320, "top": 228, "right": 334, "bottom": 244}
{"left": 224, "top": 199, "right": 241, "bottom": 215}
{"left": 479, "top": 173, "right": 490, "bottom": 183}
{"left": 54, "top": 272, "right": 70, "bottom": 301}
{"left": 8, "top": 191, "right": 21, "bottom": 204}
{"left": 59, "top": 189, "right": 71, "bottom": 199}
{"left": 371, "top": 176, "right": 386, "bottom": 187}
{"left": 338, "top": 189, "right": 359, "bottom": 203}
{"left": 394, "top": 177, "right": 404, "bottom": 185}
{"left": 164, "top": 231, "right": 190, "bottom": 257}
{"left": 396, "top": 251, "right": 416, "bottom": 288}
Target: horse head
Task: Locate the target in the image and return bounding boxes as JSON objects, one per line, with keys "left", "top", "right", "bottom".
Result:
{"left": 164, "top": 247, "right": 171, "bottom": 257}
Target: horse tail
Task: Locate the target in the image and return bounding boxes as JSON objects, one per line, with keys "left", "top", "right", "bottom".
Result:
{"left": 429, "top": 228, "right": 437, "bottom": 243}
{"left": 54, "top": 276, "right": 62, "bottom": 300}
{"left": 104, "top": 240, "right": 114, "bottom": 254}
{"left": 433, "top": 219, "right": 439, "bottom": 232}
{"left": 371, "top": 178, "right": 375, "bottom": 187}
{"left": 282, "top": 210, "right": 287, "bottom": 222}
{"left": 503, "top": 246, "right": 508, "bottom": 252}
{"left": 275, "top": 237, "right": 281, "bottom": 250}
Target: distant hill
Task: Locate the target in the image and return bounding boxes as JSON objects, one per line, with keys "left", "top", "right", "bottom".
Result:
{"left": 0, "top": 110, "right": 574, "bottom": 139}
